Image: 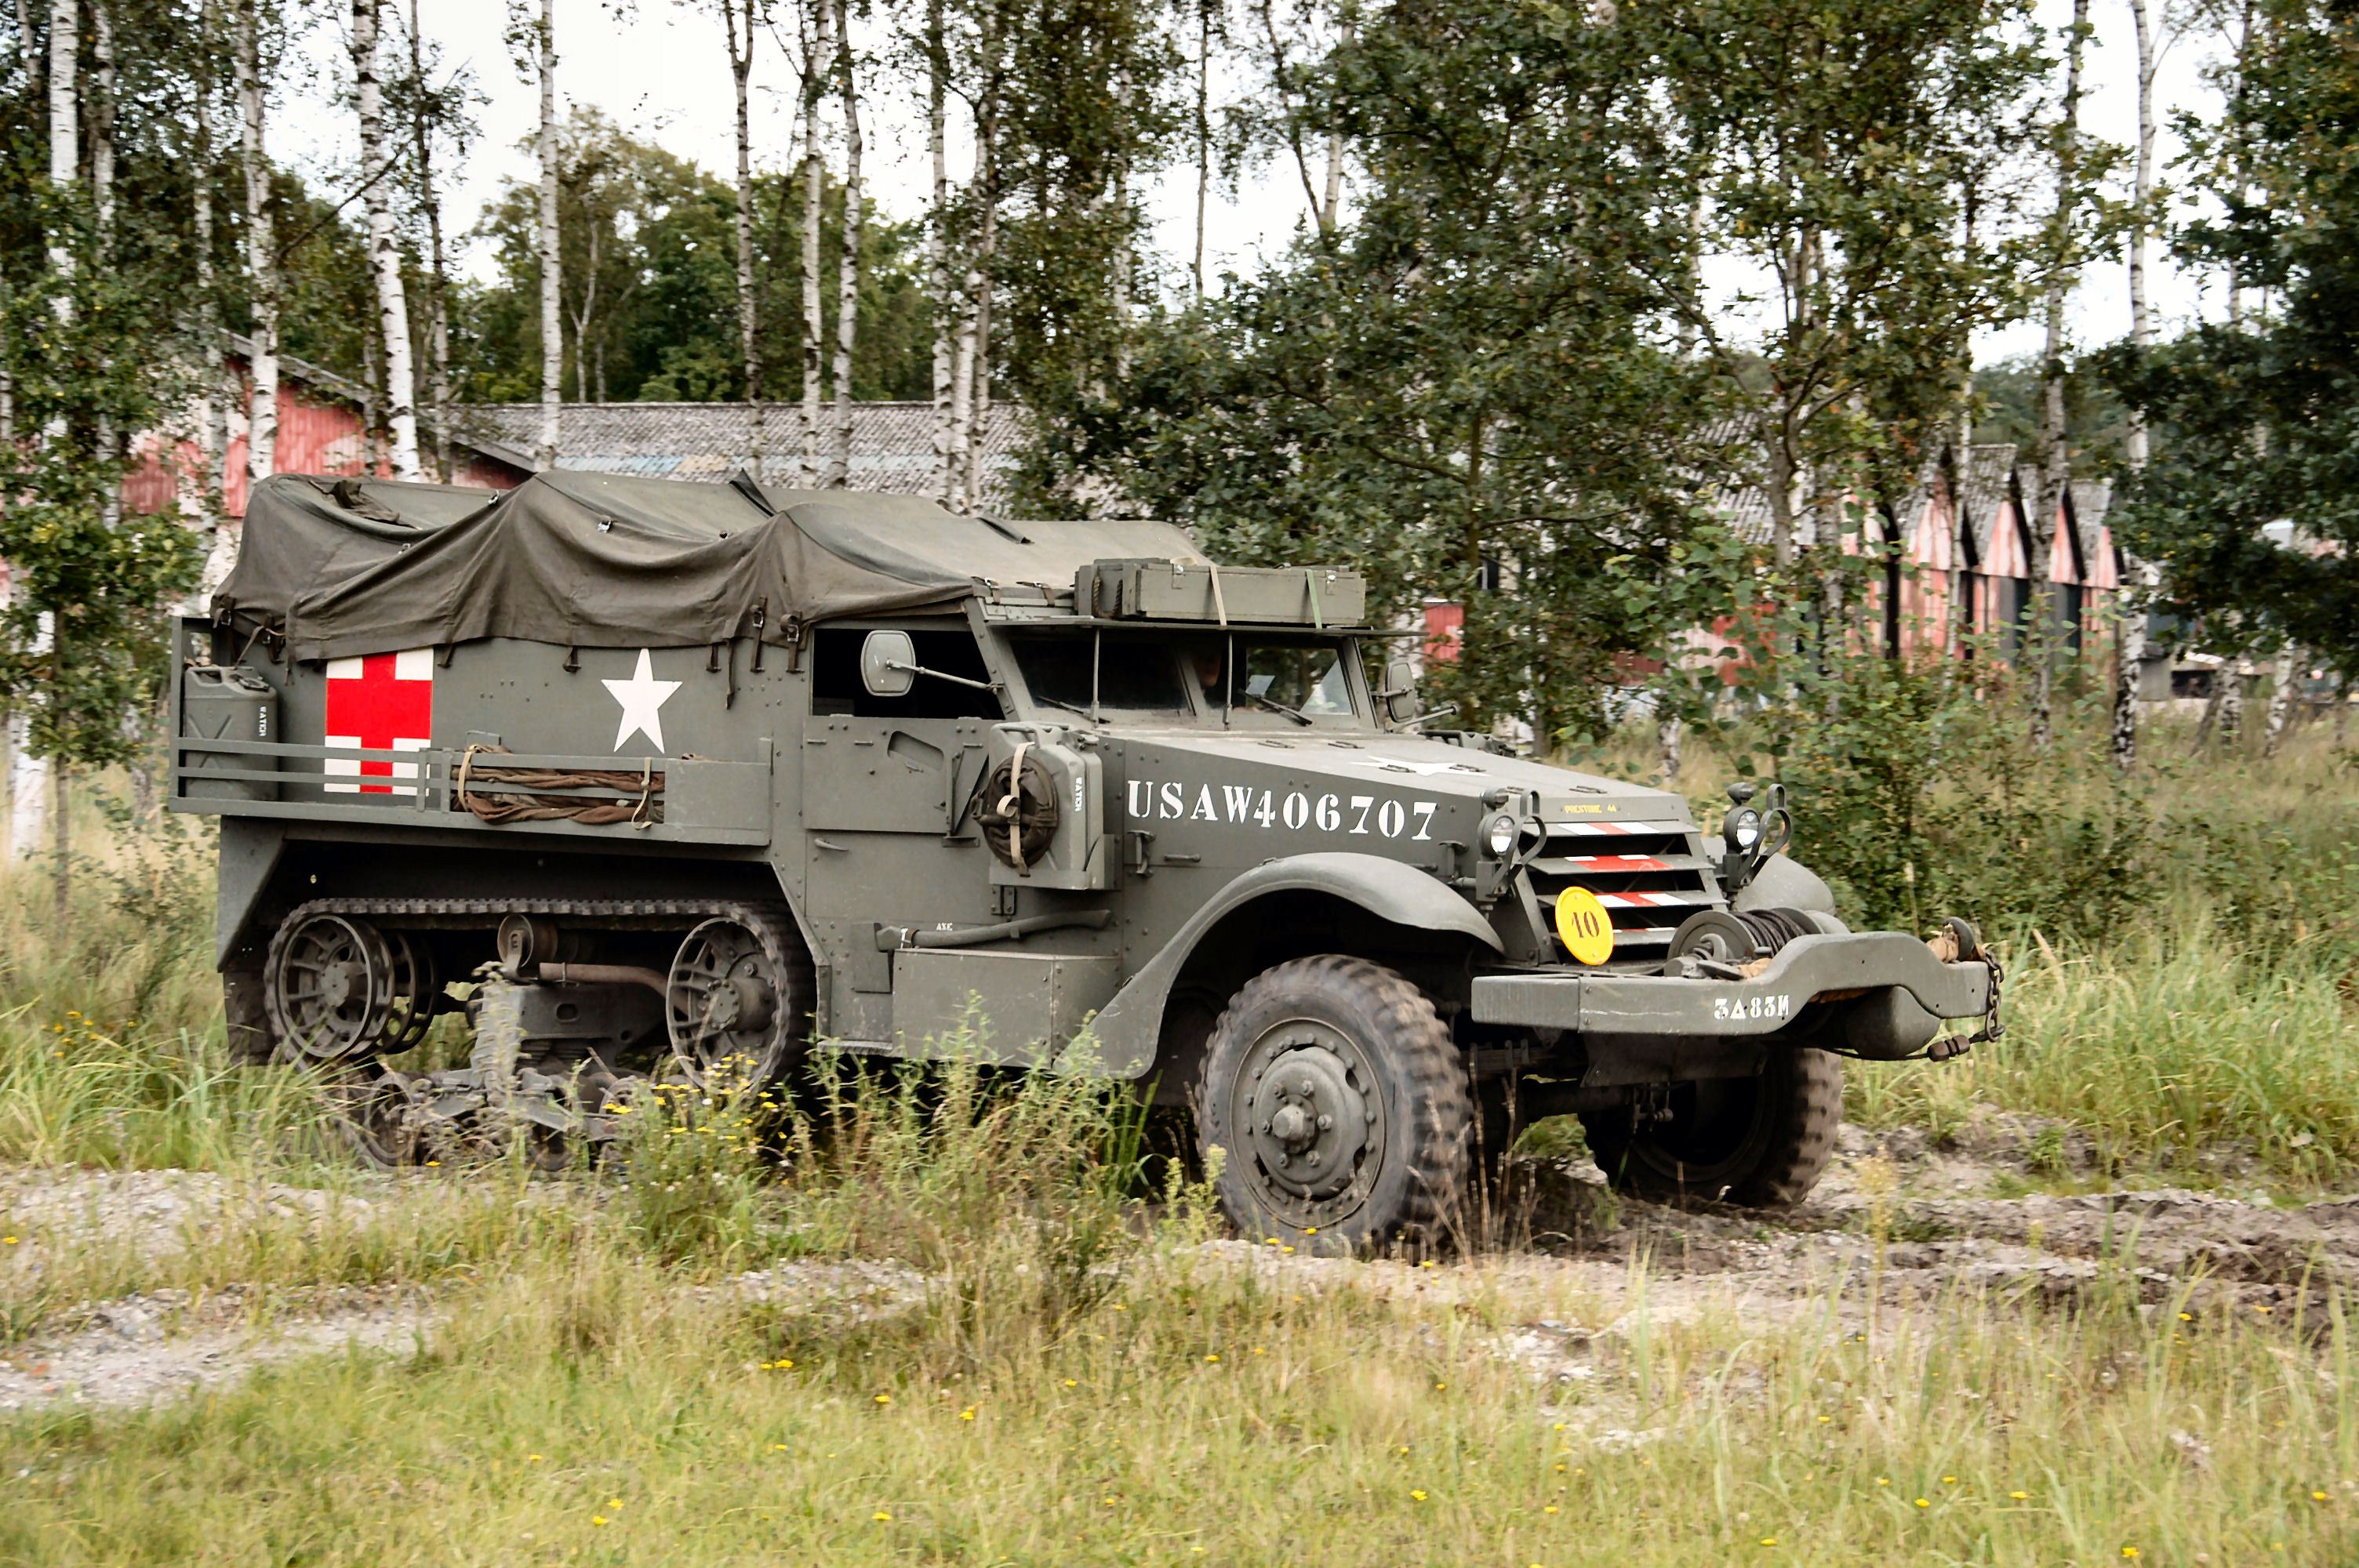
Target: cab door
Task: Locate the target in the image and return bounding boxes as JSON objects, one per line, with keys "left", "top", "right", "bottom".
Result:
{"left": 800, "top": 622, "right": 1000, "bottom": 1040}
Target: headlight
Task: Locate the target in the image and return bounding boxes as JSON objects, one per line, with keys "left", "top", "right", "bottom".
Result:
{"left": 1722, "top": 806, "right": 1761, "bottom": 853}
{"left": 1482, "top": 813, "right": 1518, "bottom": 858}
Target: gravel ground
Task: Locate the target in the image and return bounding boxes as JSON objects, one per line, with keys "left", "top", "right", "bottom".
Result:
{"left": 0, "top": 1116, "right": 2352, "bottom": 1413}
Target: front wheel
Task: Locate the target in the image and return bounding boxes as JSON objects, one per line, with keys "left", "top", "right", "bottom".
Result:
{"left": 1580, "top": 1047, "right": 1842, "bottom": 1207}
{"left": 1194, "top": 955, "right": 1470, "bottom": 1253}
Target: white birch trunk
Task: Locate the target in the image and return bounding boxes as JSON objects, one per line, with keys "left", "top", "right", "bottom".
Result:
{"left": 536, "top": 0, "right": 561, "bottom": 470}
{"left": 47, "top": 0, "right": 73, "bottom": 192}
{"left": 92, "top": 0, "right": 118, "bottom": 528}
{"left": 192, "top": 12, "right": 234, "bottom": 597}
{"left": 728, "top": 0, "right": 761, "bottom": 483}
{"left": 2109, "top": 563, "right": 2150, "bottom": 770}
{"left": 1657, "top": 716, "right": 1681, "bottom": 789}
{"left": 19, "top": 0, "right": 72, "bottom": 860}
{"left": 964, "top": 93, "right": 995, "bottom": 512}
{"left": 2263, "top": 647, "right": 2299, "bottom": 757}
{"left": 2030, "top": 0, "right": 2088, "bottom": 752}
{"left": 2126, "top": 0, "right": 2156, "bottom": 468}
{"left": 928, "top": 0, "right": 954, "bottom": 505}
{"left": 353, "top": 0, "right": 419, "bottom": 479}
{"left": 967, "top": 194, "right": 994, "bottom": 511}
{"left": 1318, "top": 16, "right": 1350, "bottom": 234}
{"left": 409, "top": 0, "right": 450, "bottom": 481}
{"left": 1192, "top": 0, "right": 1209, "bottom": 297}
{"left": 798, "top": 0, "right": 830, "bottom": 485}
{"left": 236, "top": 0, "right": 278, "bottom": 487}
{"left": 830, "top": 0, "right": 860, "bottom": 489}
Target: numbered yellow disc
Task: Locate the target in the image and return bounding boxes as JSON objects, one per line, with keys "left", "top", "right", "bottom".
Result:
{"left": 1554, "top": 887, "right": 1616, "bottom": 966}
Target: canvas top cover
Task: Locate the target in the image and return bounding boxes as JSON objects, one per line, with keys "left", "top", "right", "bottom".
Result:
{"left": 217, "top": 469, "right": 1203, "bottom": 661}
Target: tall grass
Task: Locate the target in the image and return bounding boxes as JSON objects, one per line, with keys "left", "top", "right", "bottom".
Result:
{"left": 0, "top": 1226, "right": 2348, "bottom": 1565}
{"left": 0, "top": 801, "right": 343, "bottom": 1174}
{"left": 1850, "top": 902, "right": 2359, "bottom": 1183}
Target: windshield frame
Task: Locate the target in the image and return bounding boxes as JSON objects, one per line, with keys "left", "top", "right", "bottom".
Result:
{"left": 997, "top": 623, "right": 1377, "bottom": 731}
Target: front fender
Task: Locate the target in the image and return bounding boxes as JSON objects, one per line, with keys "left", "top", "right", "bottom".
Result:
{"left": 1089, "top": 852, "right": 1501, "bottom": 1078}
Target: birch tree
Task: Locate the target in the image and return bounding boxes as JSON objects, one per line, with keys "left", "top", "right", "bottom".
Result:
{"left": 18, "top": 0, "right": 73, "bottom": 862}
{"left": 405, "top": 0, "right": 459, "bottom": 482}
{"left": 722, "top": 0, "right": 764, "bottom": 480}
{"left": 2114, "top": 0, "right": 2166, "bottom": 768}
{"left": 2030, "top": 0, "right": 2092, "bottom": 751}
{"left": 191, "top": 0, "right": 234, "bottom": 593}
{"left": 829, "top": 0, "right": 862, "bottom": 488}
{"left": 952, "top": 0, "right": 1001, "bottom": 511}
{"left": 353, "top": 0, "right": 420, "bottom": 478}
{"left": 926, "top": 0, "right": 953, "bottom": 499}
{"left": 797, "top": 0, "right": 831, "bottom": 483}
{"left": 234, "top": 0, "right": 277, "bottom": 486}
{"left": 511, "top": 0, "right": 562, "bottom": 468}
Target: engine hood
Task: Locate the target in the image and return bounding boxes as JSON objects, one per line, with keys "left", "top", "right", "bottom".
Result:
{"left": 1107, "top": 728, "right": 1697, "bottom": 827}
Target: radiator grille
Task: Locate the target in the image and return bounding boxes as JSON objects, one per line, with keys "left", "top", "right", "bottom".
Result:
{"left": 1525, "top": 818, "right": 1722, "bottom": 962}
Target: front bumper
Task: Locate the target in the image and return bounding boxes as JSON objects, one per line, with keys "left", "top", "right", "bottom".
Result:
{"left": 1469, "top": 931, "right": 1993, "bottom": 1039}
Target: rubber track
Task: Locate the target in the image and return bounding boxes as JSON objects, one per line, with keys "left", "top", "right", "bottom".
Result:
{"left": 262, "top": 897, "right": 816, "bottom": 1078}
{"left": 1196, "top": 953, "right": 1472, "bottom": 1244}
{"left": 272, "top": 895, "right": 798, "bottom": 931}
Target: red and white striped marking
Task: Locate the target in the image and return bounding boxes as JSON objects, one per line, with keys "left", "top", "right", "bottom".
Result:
{"left": 1548, "top": 819, "right": 1690, "bottom": 838}
{"left": 325, "top": 648, "right": 434, "bottom": 795}
{"left": 1587, "top": 890, "right": 1707, "bottom": 911}
{"left": 1563, "top": 853, "right": 1672, "bottom": 873}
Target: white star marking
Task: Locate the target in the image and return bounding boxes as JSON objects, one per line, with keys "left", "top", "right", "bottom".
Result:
{"left": 602, "top": 648, "right": 682, "bottom": 752}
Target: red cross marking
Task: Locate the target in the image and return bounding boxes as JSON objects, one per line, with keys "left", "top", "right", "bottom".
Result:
{"left": 325, "top": 650, "right": 434, "bottom": 794}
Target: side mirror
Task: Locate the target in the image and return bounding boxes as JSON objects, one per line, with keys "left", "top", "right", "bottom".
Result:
{"left": 1379, "top": 657, "right": 1419, "bottom": 724}
{"left": 860, "top": 630, "right": 915, "bottom": 698}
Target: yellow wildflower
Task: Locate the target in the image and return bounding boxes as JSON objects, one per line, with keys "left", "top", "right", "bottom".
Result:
{"left": 1410, "top": 1490, "right": 1427, "bottom": 1502}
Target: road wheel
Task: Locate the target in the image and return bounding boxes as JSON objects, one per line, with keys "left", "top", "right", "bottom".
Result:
{"left": 1194, "top": 955, "right": 1470, "bottom": 1253}
{"left": 1579, "top": 1047, "right": 1842, "bottom": 1207}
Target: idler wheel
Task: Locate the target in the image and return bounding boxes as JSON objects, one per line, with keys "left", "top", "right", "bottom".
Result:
{"left": 265, "top": 913, "right": 397, "bottom": 1061}
{"left": 666, "top": 914, "right": 805, "bottom": 1090}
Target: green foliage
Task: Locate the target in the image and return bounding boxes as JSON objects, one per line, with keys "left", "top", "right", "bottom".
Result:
{"left": 1850, "top": 905, "right": 2359, "bottom": 1184}
{"left": 1667, "top": 0, "right": 2057, "bottom": 515}
{"left": 1034, "top": 1, "right": 1752, "bottom": 737}
{"left": 462, "top": 109, "right": 935, "bottom": 405}
{"left": 2102, "top": 1, "right": 2359, "bottom": 678}
{"left": 0, "top": 194, "right": 202, "bottom": 770}
{"left": 1760, "top": 637, "right": 2158, "bottom": 942}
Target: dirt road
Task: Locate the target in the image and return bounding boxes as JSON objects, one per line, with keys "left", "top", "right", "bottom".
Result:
{"left": 1, "top": 1118, "right": 2351, "bottom": 1411}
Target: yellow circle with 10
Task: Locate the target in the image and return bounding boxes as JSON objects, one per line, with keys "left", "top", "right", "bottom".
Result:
{"left": 1554, "top": 887, "right": 1616, "bottom": 966}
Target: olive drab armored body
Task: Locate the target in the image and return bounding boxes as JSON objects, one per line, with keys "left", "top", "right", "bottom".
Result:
{"left": 172, "top": 470, "right": 2002, "bottom": 1244}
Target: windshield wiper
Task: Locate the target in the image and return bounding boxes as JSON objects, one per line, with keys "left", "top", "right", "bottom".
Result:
{"left": 1245, "top": 692, "right": 1314, "bottom": 725}
{"left": 1030, "top": 693, "right": 1097, "bottom": 722}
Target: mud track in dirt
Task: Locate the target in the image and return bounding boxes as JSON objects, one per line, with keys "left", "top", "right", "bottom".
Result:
{"left": 0, "top": 1116, "right": 2353, "bottom": 1412}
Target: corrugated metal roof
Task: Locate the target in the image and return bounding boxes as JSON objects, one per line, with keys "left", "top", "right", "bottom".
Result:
{"left": 452, "top": 401, "right": 1028, "bottom": 506}
{"left": 1957, "top": 443, "right": 2021, "bottom": 561}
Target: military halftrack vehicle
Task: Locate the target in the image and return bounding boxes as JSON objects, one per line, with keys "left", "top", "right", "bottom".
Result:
{"left": 170, "top": 469, "right": 1999, "bottom": 1245}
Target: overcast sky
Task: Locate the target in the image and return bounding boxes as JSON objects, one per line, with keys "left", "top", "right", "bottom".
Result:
{"left": 271, "top": 0, "right": 2241, "bottom": 369}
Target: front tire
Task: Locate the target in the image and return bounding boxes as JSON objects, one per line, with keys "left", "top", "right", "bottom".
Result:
{"left": 1580, "top": 1047, "right": 1842, "bottom": 1207}
{"left": 1194, "top": 956, "right": 1471, "bottom": 1252}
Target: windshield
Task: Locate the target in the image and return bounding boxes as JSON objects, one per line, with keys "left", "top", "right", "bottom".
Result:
{"left": 1009, "top": 630, "right": 1366, "bottom": 728}
{"left": 1008, "top": 632, "right": 1194, "bottom": 716}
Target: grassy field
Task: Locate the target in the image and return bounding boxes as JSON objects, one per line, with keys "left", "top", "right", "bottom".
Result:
{"left": 0, "top": 727, "right": 2350, "bottom": 1563}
